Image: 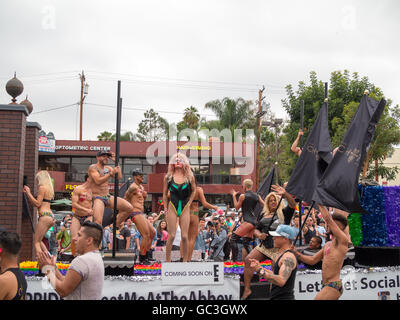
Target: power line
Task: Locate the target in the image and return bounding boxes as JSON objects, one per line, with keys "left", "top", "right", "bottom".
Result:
{"left": 84, "top": 102, "right": 217, "bottom": 117}
{"left": 86, "top": 70, "right": 264, "bottom": 88}
{"left": 86, "top": 75, "right": 260, "bottom": 93}
{"left": 31, "top": 103, "right": 78, "bottom": 115}
{"left": 22, "top": 76, "right": 79, "bottom": 84}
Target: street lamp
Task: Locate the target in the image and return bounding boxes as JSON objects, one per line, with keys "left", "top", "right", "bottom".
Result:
{"left": 262, "top": 118, "right": 283, "bottom": 184}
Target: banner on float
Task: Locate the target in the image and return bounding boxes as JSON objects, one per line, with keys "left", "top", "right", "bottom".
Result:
{"left": 25, "top": 276, "right": 239, "bottom": 300}
{"left": 295, "top": 267, "right": 400, "bottom": 300}
{"left": 161, "top": 262, "right": 224, "bottom": 285}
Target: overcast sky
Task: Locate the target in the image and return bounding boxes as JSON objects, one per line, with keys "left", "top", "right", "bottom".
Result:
{"left": 0, "top": 0, "right": 399, "bottom": 141}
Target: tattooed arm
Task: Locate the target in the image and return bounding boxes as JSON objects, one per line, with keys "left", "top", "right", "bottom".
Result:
{"left": 249, "top": 252, "right": 297, "bottom": 287}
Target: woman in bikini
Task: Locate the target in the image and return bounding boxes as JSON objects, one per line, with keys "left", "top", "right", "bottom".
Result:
{"left": 162, "top": 153, "right": 196, "bottom": 262}
{"left": 24, "top": 170, "right": 55, "bottom": 258}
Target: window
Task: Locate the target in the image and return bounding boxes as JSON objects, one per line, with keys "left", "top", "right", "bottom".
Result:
{"left": 71, "top": 157, "right": 94, "bottom": 174}
{"left": 39, "top": 157, "right": 70, "bottom": 172}
{"left": 190, "top": 158, "right": 210, "bottom": 175}
{"left": 121, "top": 158, "right": 153, "bottom": 183}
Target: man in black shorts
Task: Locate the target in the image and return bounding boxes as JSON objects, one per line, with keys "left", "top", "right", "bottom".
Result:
{"left": 0, "top": 231, "right": 27, "bottom": 300}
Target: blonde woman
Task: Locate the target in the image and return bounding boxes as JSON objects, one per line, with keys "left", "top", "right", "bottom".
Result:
{"left": 24, "top": 170, "right": 55, "bottom": 258}
{"left": 240, "top": 184, "right": 297, "bottom": 300}
{"left": 162, "top": 153, "right": 196, "bottom": 262}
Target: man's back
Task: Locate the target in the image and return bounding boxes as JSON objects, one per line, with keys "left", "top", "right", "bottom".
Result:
{"left": 65, "top": 250, "right": 104, "bottom": 300}
{"left": 0, "top": 268, "right": 27, "bottom": 300}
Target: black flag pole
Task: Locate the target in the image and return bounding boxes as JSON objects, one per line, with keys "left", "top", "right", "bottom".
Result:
{"left": 300, "top": 100, "right": 304, "bottom": 148}
{"left": 298, "top": 100, "right": 304, "bottom": 245}
{"left": 298, "top": 200, "right": 302, "bottom": 245}
{"left": 294, "top": 201, "right": 316, "bottom": 246}
{"left": 112, "top": 81, "right": 122, "bottom": 258}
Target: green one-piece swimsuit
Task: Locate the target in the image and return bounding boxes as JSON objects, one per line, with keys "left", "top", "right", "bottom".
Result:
{"left": 168, "top": 178, "right": 192, "bottom": 217}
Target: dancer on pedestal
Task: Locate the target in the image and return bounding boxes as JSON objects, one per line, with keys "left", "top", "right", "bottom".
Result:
{"left": 162, "top": 153, "right": 196, "bottom": 262}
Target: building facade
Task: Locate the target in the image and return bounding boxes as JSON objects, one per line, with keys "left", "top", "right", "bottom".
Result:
{"left": 39, "top": 140, "right": 256, "bottom": 212}
{"left": 379, "top": 147, "right": 400, "bottom": 186}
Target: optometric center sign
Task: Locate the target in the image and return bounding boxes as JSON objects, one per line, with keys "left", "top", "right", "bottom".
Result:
{"left": 55, "top": 145, "right": 111, "bottom": 151}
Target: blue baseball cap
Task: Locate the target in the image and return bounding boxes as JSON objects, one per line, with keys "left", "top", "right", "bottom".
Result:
{"left": 269, "top": 224, "right": 298, "bottom": 240}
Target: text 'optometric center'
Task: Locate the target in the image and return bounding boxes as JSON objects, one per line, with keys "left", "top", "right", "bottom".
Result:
{"left": 39, "top": 140, "right": 256, "bottom": 212}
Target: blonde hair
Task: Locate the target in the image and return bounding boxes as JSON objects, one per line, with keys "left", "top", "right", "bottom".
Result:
{"left": 262, "top": 192, "right": 284, "bottom": 223}
{"left": 36, "top": 170, "right": 54, "bottom": 200}
{"left": 166, "top": 153, "right": 193, "bottom": 182}
{"left": 243, "top": 179, "right": 253, "bottom": 189}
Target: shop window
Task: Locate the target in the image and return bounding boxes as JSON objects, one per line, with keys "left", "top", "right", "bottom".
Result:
{"left": 39, "top": 156, "right": 70, "bottom": 172}
{"left": 124, "top": 158, "right": 142, "bottom": 164}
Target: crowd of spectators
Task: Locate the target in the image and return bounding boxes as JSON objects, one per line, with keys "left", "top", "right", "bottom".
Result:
{"left": 39, "top": 203, "right": 331, "bottom": 264}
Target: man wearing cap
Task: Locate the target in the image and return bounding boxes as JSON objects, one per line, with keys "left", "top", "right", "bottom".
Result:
{"left": 89, "top": 151, "right": 134, "bottom": 227}
{"left": 292, "top": 205, "right": 349, "bottom": 300}
{"left": 123, "top": 170, "right": 155, "bottom": 263}
{"left": 249, "top": 224, "right": 298, "bottom": 300}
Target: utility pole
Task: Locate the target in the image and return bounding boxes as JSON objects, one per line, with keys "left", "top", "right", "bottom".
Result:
{"left": 79, "top": 70, "right": 89, "bottom": 141}
{"left": 256, "top": 86, "right": 265, "bottom": 190}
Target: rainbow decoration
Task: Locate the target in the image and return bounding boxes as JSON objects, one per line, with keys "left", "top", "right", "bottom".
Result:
{"left": 133, "top": 261, "right": 273, "bottom": 276}
{"left": 349, "top": 185, "right": 400, "bottom": 247}
{"left": 19, "top": 261, "right": 70, "bottom": 276}
{"left": 223, "top": 261, "right": 271, "bottom": 274}
{"left": 134, "top": 263, "right": 162, "bottom": 275}
{"left": 20, "top": 261, "right": 274, "bottom": 277}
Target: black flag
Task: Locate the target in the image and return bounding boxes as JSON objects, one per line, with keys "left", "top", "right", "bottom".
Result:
{"left": 285, "top": 102, "right": 333, "bottom": 204}
{"left": 312, "top": 95, "right": 386, "bottom": 213}
{"left": 254, "top": 166, "right": 275, "bottom": 221}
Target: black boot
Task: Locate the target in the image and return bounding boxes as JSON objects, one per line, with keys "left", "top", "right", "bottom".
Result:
{"left": 147, "top": 251, "right": 154, "bottom": 262}
{"left": 139, "top": 254, "right": 151, "bottom": 265}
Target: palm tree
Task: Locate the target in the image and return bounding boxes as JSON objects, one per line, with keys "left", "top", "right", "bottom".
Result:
{"left": 183, "top": 106, "right": 200, "bottom": 130}
{"left": 204, "top": 97, "right": 256, "bottom": 139}
{"left": 97, "top": 131, "right": 114, "bottom": 141}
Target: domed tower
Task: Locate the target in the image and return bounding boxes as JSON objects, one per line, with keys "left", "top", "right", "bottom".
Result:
{"left": 20, "top": 95, "right": 33, "bottom": 114}
{"left": 5, "top": 72, "right": 24, "bottom": 104}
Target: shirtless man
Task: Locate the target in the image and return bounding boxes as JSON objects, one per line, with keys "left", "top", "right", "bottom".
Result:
{"left": 292, "top": 204, "right": 349, "bottom": 300}
{"left": 70, "top": 174, "right": 94, "bottom": 256}
{"left": 124, "top": 170, "right": 155, "bottom": 264}
{"left": 88, "top": 150, "right": 133, "bottom": 227}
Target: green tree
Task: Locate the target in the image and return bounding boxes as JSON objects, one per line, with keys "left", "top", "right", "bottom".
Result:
{"left": 135, "top": 108, "right": 170, "bottom": 142}
{"left": 182, "top": 106, "right": 200, "bottom": 130}
{"left": 203, "top": 97, "right": 256, "bottom": 140}
{"left": 97, "top": 131, "right": 114, "bottom": 141}
{"left": 281, "top": 70, "right": 400, "bottom": 182}
{"left": 97, "top": 130, "right": 135, "bottom": 141}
